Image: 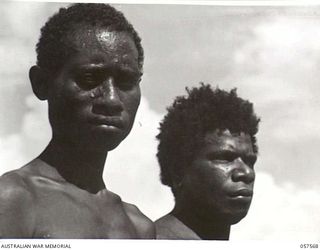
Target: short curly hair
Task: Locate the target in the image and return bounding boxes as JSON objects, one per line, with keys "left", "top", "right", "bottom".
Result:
{"left": 36, "top": 3, "right": 144, "bottom": 74}
{"left": 156, "top": 83, "right": 260, "bottom": 188}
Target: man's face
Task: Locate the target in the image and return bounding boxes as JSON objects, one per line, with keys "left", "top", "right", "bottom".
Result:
{"left": 178, "top": 129, "right": 257, "bottom": 224}
{"left": 46, "top": 27, "right": 141, "bottom": 150}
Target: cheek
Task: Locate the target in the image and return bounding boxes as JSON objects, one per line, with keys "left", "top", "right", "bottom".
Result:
{"left": 50, "top": 78, "right": 89, "bottom": 103}
{"left": 121, "top": 88, "right": 141, "bottom": 115}
{"left": 49, "top": 84, "right": 93, "bottom": 121}
{"left": 190, "top": 164, "right": 230, "bottom": 194}
{"left": 201, "top": 162, "right": 229, "bottom": 180}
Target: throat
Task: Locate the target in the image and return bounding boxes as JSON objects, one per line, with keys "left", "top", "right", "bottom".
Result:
{"left": 39, "top": 139, "right": 107, "bottom": 194}
{"left": 172, "top": 205, "right": 231, "bottom": 240}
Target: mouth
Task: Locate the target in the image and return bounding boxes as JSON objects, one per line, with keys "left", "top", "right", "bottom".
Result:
{"left": 91, "top": 116, "right": 125, "bottom": 129}
{"left": 230, "top": 189, "right": 253, "bottom": 197}
{"left": 228, "top": 189, "right": 253, "bottom": 203}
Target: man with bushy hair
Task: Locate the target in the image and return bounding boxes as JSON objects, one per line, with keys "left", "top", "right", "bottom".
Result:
{"left": 0, "top": 3, "right": 154, "bottom": 238}
{"left": 155, "top": 84, "right": 260, "bottom": 240}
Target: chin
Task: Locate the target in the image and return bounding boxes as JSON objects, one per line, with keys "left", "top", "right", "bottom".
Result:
{"left": 90, "top": 133, "right": 127, "bottom": 151}
{"left": 225, "top": 210, "right": 249, "bottom": 225}
{"left": 103, "top": 139, "right": 124, "bottom": 151}
{"left": 54, "top": 129, "right": 127, "bottom": 152}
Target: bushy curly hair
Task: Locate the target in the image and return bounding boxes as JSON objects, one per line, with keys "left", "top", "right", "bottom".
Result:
{"left": 36, "top": 3, "right": 144, "bottom": 74}
{"left": 156, "top": 83, "right": 260, "bottom": 188}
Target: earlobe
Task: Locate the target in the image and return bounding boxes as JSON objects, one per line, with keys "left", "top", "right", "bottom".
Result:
{"left": 171, "top": 173, "right": 183, "bottom": 193}
{"left": 29, "top": 65, "right": 49, "bottom": 100}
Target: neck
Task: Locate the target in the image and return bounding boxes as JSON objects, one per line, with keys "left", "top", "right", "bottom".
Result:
{"left": 172, "top": 203, "right": 231, "bottom": 240}
{"left": 39, "top": 137, "right": 108, "bottom": 194}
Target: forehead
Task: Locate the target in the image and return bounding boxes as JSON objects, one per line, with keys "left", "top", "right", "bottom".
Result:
{"left": 65, "top": 25, "right": 139, "bottom": 63}
{"left": 202, "top": 129, "right": 254, "bottom": 153}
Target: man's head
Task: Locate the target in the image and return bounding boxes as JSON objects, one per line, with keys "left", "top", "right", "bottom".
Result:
{"left": 30, "top": 3, "right": 144, "bottom": 151}
{"left": 36, "top": 3, "right": 144, "bottom": 74}
{"left": 157, "top": 84, "right": 260, "bottom": 224}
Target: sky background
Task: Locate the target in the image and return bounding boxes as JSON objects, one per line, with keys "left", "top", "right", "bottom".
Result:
{"left": 0, "top": 1, "right": 319, "bottom": 240}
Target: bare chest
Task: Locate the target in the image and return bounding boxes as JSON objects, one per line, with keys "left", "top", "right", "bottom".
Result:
{"left": 31, "top": 186, "right": 137, "bottom": 238}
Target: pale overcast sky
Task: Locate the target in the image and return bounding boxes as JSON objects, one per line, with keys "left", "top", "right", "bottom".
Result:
{"left": 0, "top": 1, "right": 319, "bottom": 240}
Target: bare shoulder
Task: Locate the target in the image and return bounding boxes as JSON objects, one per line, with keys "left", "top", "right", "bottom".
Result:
{"left": 155, "top": 214, "right": 176, "bottom": 239}
{"left": 155, "top": 214, "right": 201, "bottom": 240}
{"left": 0, "top": 168, "right": 36, "bottom": 237}
{"left": 0, "top": 168, "right": 34, "bottom": 203}
{"left": 123, "top": 202, "right": 155, "bottom": 239}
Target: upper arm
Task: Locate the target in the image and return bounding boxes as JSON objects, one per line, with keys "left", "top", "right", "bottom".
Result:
{"left": 0, "top": 173, "right": 35, "bottom": 238}
{"left": 123, "top": 203, "right": 155, "bottom": 239}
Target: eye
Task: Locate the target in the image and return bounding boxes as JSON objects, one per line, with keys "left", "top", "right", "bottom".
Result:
{"left": 242, "top": 155, "right": 257, "bottom": 168}
{"left": 208, "top": 153, "right": 237, "bottom": 164}
{"left": 75, "top": 71, "right": 104, "bottom": 90}
{"left": 116, "top": 71, "right": 141, "bottom": 90}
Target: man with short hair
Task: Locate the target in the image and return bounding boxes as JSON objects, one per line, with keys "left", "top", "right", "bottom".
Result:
{"left": 0, "top": 3, "right": 154, "bottom": 238}
{"left": 155, "top": 84, "right": 260, "bottom": 240}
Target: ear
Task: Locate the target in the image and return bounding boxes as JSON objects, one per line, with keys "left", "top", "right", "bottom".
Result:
{"left": 29, "top": 65, "right": 49, "bottom": 100}
{"left": 171, "top": 172, "right": 183, "bottom": 195}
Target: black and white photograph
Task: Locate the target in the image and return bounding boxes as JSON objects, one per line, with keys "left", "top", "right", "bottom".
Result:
{"left": 0, "top": 0, "right": 319, "bottom": 245}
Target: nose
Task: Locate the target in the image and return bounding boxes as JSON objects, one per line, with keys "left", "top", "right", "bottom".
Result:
{"left": 92, "top": 77, "right": 123, "bottom": 116}
{"left": 231, "top": 158, "right": 255, "bottom": 184}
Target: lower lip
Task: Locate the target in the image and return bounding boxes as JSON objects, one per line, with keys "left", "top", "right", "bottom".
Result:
{"left": 94, "top": 124, "right": 122, "bottom": 132}
{"left": 229, "top": 196, "right": 252, "bottom": 203}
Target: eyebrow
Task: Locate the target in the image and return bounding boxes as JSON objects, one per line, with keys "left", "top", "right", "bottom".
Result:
{"left": 73, "top": 64, "right": 142, "bottom": 75}
{"left": 207, "top": 150, "right": 257, "bottom": 160}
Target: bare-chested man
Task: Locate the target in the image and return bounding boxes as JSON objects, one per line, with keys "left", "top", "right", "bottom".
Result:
{"left": 155, "top": 84, "right": 260, "bottom": 240}
{"left": 0, "top": 3, "right": 154, "bottom": 239}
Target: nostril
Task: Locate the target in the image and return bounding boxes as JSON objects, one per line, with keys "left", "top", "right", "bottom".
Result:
{"left": 91, "top": 79, "right": 124, "bottom": 116}
{"left": 232, "top": 167, "right": 255, "bottom": 184}
{"left": 92, "top": 100, "right": 123, "bottom": 116}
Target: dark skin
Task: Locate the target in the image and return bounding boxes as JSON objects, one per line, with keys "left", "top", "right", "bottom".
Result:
{"left": 155, "top": 129, "right": 257, "bottom": 240}
{"left": 0, "top": 26, "right": 154, "bottom": 238}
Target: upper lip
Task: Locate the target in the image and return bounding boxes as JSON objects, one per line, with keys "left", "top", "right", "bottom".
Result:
{"left": 91, "top": 116, "right": 125, "bottom": 128}
{"left": 229, "top": 189, "right": 253, "bottom": 197}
